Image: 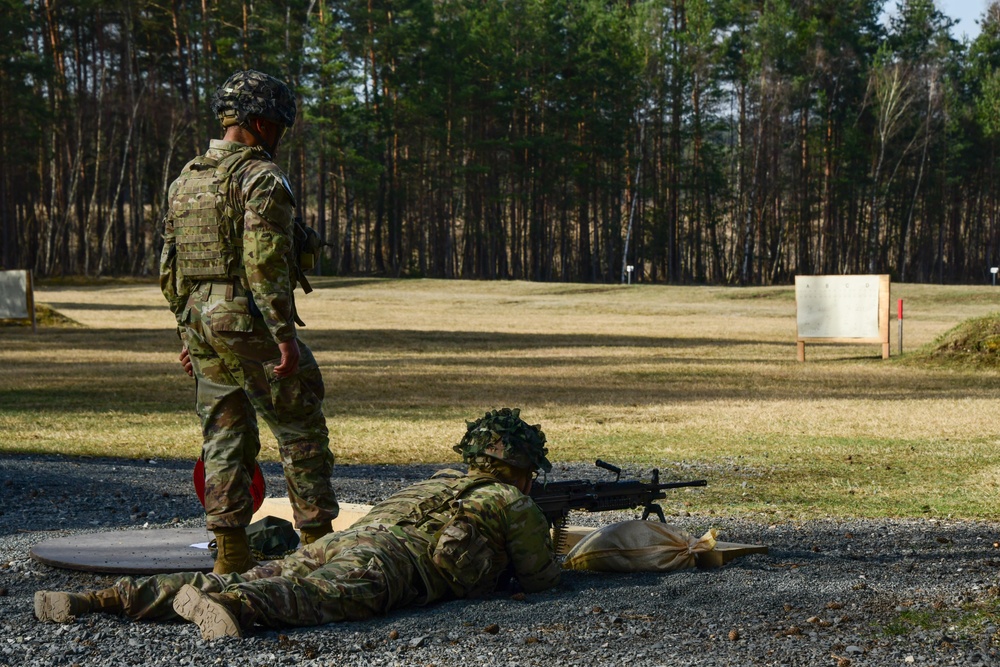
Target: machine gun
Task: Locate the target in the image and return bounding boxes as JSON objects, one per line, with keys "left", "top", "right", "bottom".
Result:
{"left": 529, "top": 459, "right": 707, "bottom": 553}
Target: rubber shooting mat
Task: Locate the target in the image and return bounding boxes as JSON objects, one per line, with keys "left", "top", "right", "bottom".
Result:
{"left": 28, "top": 501, "right": 373, "bottom": 575}
{"left": 30, "top": 527, "right": 216, "bottom": 575}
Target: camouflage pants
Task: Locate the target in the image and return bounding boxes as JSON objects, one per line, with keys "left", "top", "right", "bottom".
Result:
{"left": 113, "top": 527, "right": 422, "bottom": 628}
{"left": 185, "top": 282, "right": 338, "bottom": 531}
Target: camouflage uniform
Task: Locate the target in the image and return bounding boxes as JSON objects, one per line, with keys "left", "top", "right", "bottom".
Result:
{"left": 159, "top": 138, "right": 338, "bottom": 532}
{"left": 107, "top": 469, "right": 560, "bottom": 628}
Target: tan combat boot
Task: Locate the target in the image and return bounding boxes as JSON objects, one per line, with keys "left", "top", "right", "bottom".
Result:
{"left": 212, "top": 527, "right": 258, "bottom": 575}
{"left": 299, "top": 520, "right": 333, "bottom": 545}
{"left": 34, "top": 587, "right": 123, "bottom": 623}
{"left": 172, "top": 585, "right": 244, "bottom": 640}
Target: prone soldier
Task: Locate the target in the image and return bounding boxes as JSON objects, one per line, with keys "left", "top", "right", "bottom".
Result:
{"left": 34, "top": 409, "right": 561, "bottom": 639}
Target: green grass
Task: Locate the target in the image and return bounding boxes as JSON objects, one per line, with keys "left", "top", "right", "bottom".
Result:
{"left": 906, "top": 312, "right": 1000, "bottom": 369}
{"left": 880, "top": 600, "right": 1000, "bottom": 644}
{"left": 3, "top": 277, "right": 1000, "bottom": 520}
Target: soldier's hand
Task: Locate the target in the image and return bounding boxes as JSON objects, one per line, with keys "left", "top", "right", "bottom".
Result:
{"left": 179, "top": 347, "right": 193, "bottom": 377}
{"left": 273, "top": 339, "right": 300, "bottom": 378}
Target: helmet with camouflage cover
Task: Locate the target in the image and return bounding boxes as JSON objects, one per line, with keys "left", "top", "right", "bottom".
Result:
{"left": 211, "top": 70, "right": 297, "bottom": 129}
{"left": 453, "top": 408, "right": 552, "bottom": 473}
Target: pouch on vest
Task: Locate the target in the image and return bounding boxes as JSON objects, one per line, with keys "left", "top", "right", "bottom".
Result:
{"left": 431, "top": 501, "right": 498, "bottom": 597}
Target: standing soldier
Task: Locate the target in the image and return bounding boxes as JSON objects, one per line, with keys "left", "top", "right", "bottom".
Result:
{"left": 35, "top": 409, "right": 561, "bottom": 640}
{"left": 158, "top": 70, "right": 338, "bottom": 574}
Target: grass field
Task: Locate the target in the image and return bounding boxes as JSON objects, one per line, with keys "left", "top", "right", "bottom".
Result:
{"left": 3, "top": 277, "right": 1000, "bottom": 521}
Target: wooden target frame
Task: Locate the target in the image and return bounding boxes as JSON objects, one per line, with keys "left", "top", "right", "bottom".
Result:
{"left": 795, "top": 274, "right": 890, "bottom": 361}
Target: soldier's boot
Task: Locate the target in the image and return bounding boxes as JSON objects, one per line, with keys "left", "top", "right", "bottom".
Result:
{"left": 34, "top": 588, "right": 122, "bottom": 623}
{"left": 299, "top": 520, "right": 333, "bottom": 545}
{"left": 212, "top": 527, "right": 258, "bottom": 575}
{"left": 172, "top": 585, "right": 244, "bottom": 640}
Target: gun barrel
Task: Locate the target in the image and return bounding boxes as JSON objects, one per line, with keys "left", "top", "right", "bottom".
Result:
{"left": 657, "top": 479, "right": 707, "bottom": 489}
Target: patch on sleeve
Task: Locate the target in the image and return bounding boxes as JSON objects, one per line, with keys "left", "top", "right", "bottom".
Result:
{"left": 279, "top": 174, "right": 295, "bottom": 205}
{"left": 245, "top": 167, "right": 295, "bottom": 231}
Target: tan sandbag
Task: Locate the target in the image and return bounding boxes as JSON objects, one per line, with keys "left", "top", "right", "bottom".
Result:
{"left": 562, "top": 520, "right": 717, "bottom": 572}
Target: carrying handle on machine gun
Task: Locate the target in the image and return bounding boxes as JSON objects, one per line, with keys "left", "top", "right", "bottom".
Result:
{"left": 596, "top": 458, "right": 667, "bottom": 521}
{"left": 595, "top": 459, "right": 621, "bottom": 481}
{"left": 596, "top": 458, "right": 705, "bottom": 523}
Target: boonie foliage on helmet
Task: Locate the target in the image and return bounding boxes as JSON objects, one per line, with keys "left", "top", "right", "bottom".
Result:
{"left": 211, "top": 70, "right": 297, "bottom": 129}
{"left": 454, "top": 408, "right": 551, "bottom": 473}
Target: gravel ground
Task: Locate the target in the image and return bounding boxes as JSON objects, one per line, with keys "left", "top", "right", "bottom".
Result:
{"left": 2, "top": 454, "right": 1000, "bottom": 667}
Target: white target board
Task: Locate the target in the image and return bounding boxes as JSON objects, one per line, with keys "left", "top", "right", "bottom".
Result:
{"left": 794, "top": 274, "right": 890, "bottom": 361}
{"left": 0, "top": 269, "right": 36, "bottom": 331}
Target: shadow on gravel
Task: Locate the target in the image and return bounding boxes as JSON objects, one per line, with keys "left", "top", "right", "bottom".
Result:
{"left": 0, "top": 455, "right": 458, "bottom": 535}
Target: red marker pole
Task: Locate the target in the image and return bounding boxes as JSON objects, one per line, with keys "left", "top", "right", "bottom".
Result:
{"left": 897, "top": 299, "right": 903, "bottom": 355}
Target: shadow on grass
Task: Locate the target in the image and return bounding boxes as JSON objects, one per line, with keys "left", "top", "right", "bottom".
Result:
{"left": 7, "top": 326, "right": 785, "bottom": 351}
{"left": 304, "top": 329, "right": 791, "bottom": 352}
{"left": 4, "top": 364, "right": 987, "bottom": 416}
{"left": 5, "top": 326, "right": 794, "bottom": 359}
{"left": 309, "top": 277, "right": 397, "bottom": 290}
{"left": 4, "top": 327, "right": 996, "bottom": 415}
{"left": 3, "top": 328, "right": 175, "bottom": 352}
{"left": 42, "top": 301, "right": 164, "bottom": 312}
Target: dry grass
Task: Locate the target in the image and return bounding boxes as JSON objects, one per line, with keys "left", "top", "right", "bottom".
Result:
{"left": 3, "top": 277, "right": 1000, "bottom": 519}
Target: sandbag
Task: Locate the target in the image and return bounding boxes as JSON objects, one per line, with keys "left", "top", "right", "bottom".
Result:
{"left": 562, "top": 520, "right": 717, "bottom": 572}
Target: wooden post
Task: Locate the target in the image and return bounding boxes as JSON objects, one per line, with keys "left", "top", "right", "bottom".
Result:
{"left": 879, "top": 275, "right": 889, "bottom": 359}
{"left": 27, "top": 270, "right": 36, "bottom": 334}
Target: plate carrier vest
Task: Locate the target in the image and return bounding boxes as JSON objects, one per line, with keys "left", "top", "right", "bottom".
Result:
{"left": 171, "top": 147, "right": 257, "bottom": 282}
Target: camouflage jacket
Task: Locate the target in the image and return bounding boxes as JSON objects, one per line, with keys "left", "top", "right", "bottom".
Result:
{"left": 159, "top": 139, "right": 298, "bottom": 343}
{"left": 351, "top": 469, "right": 560, "bottom": 599}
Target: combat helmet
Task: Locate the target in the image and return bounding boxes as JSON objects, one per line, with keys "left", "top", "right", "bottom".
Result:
{"left": 211, "top": 70, "right": 297, "bottom": 129}
{"left": 454, "top": 408, "right": 552, "bottom": 473}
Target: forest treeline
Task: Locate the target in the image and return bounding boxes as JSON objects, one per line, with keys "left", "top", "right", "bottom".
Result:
{"left": 3, "top": 0, "right": 1000, "bottom": 285}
